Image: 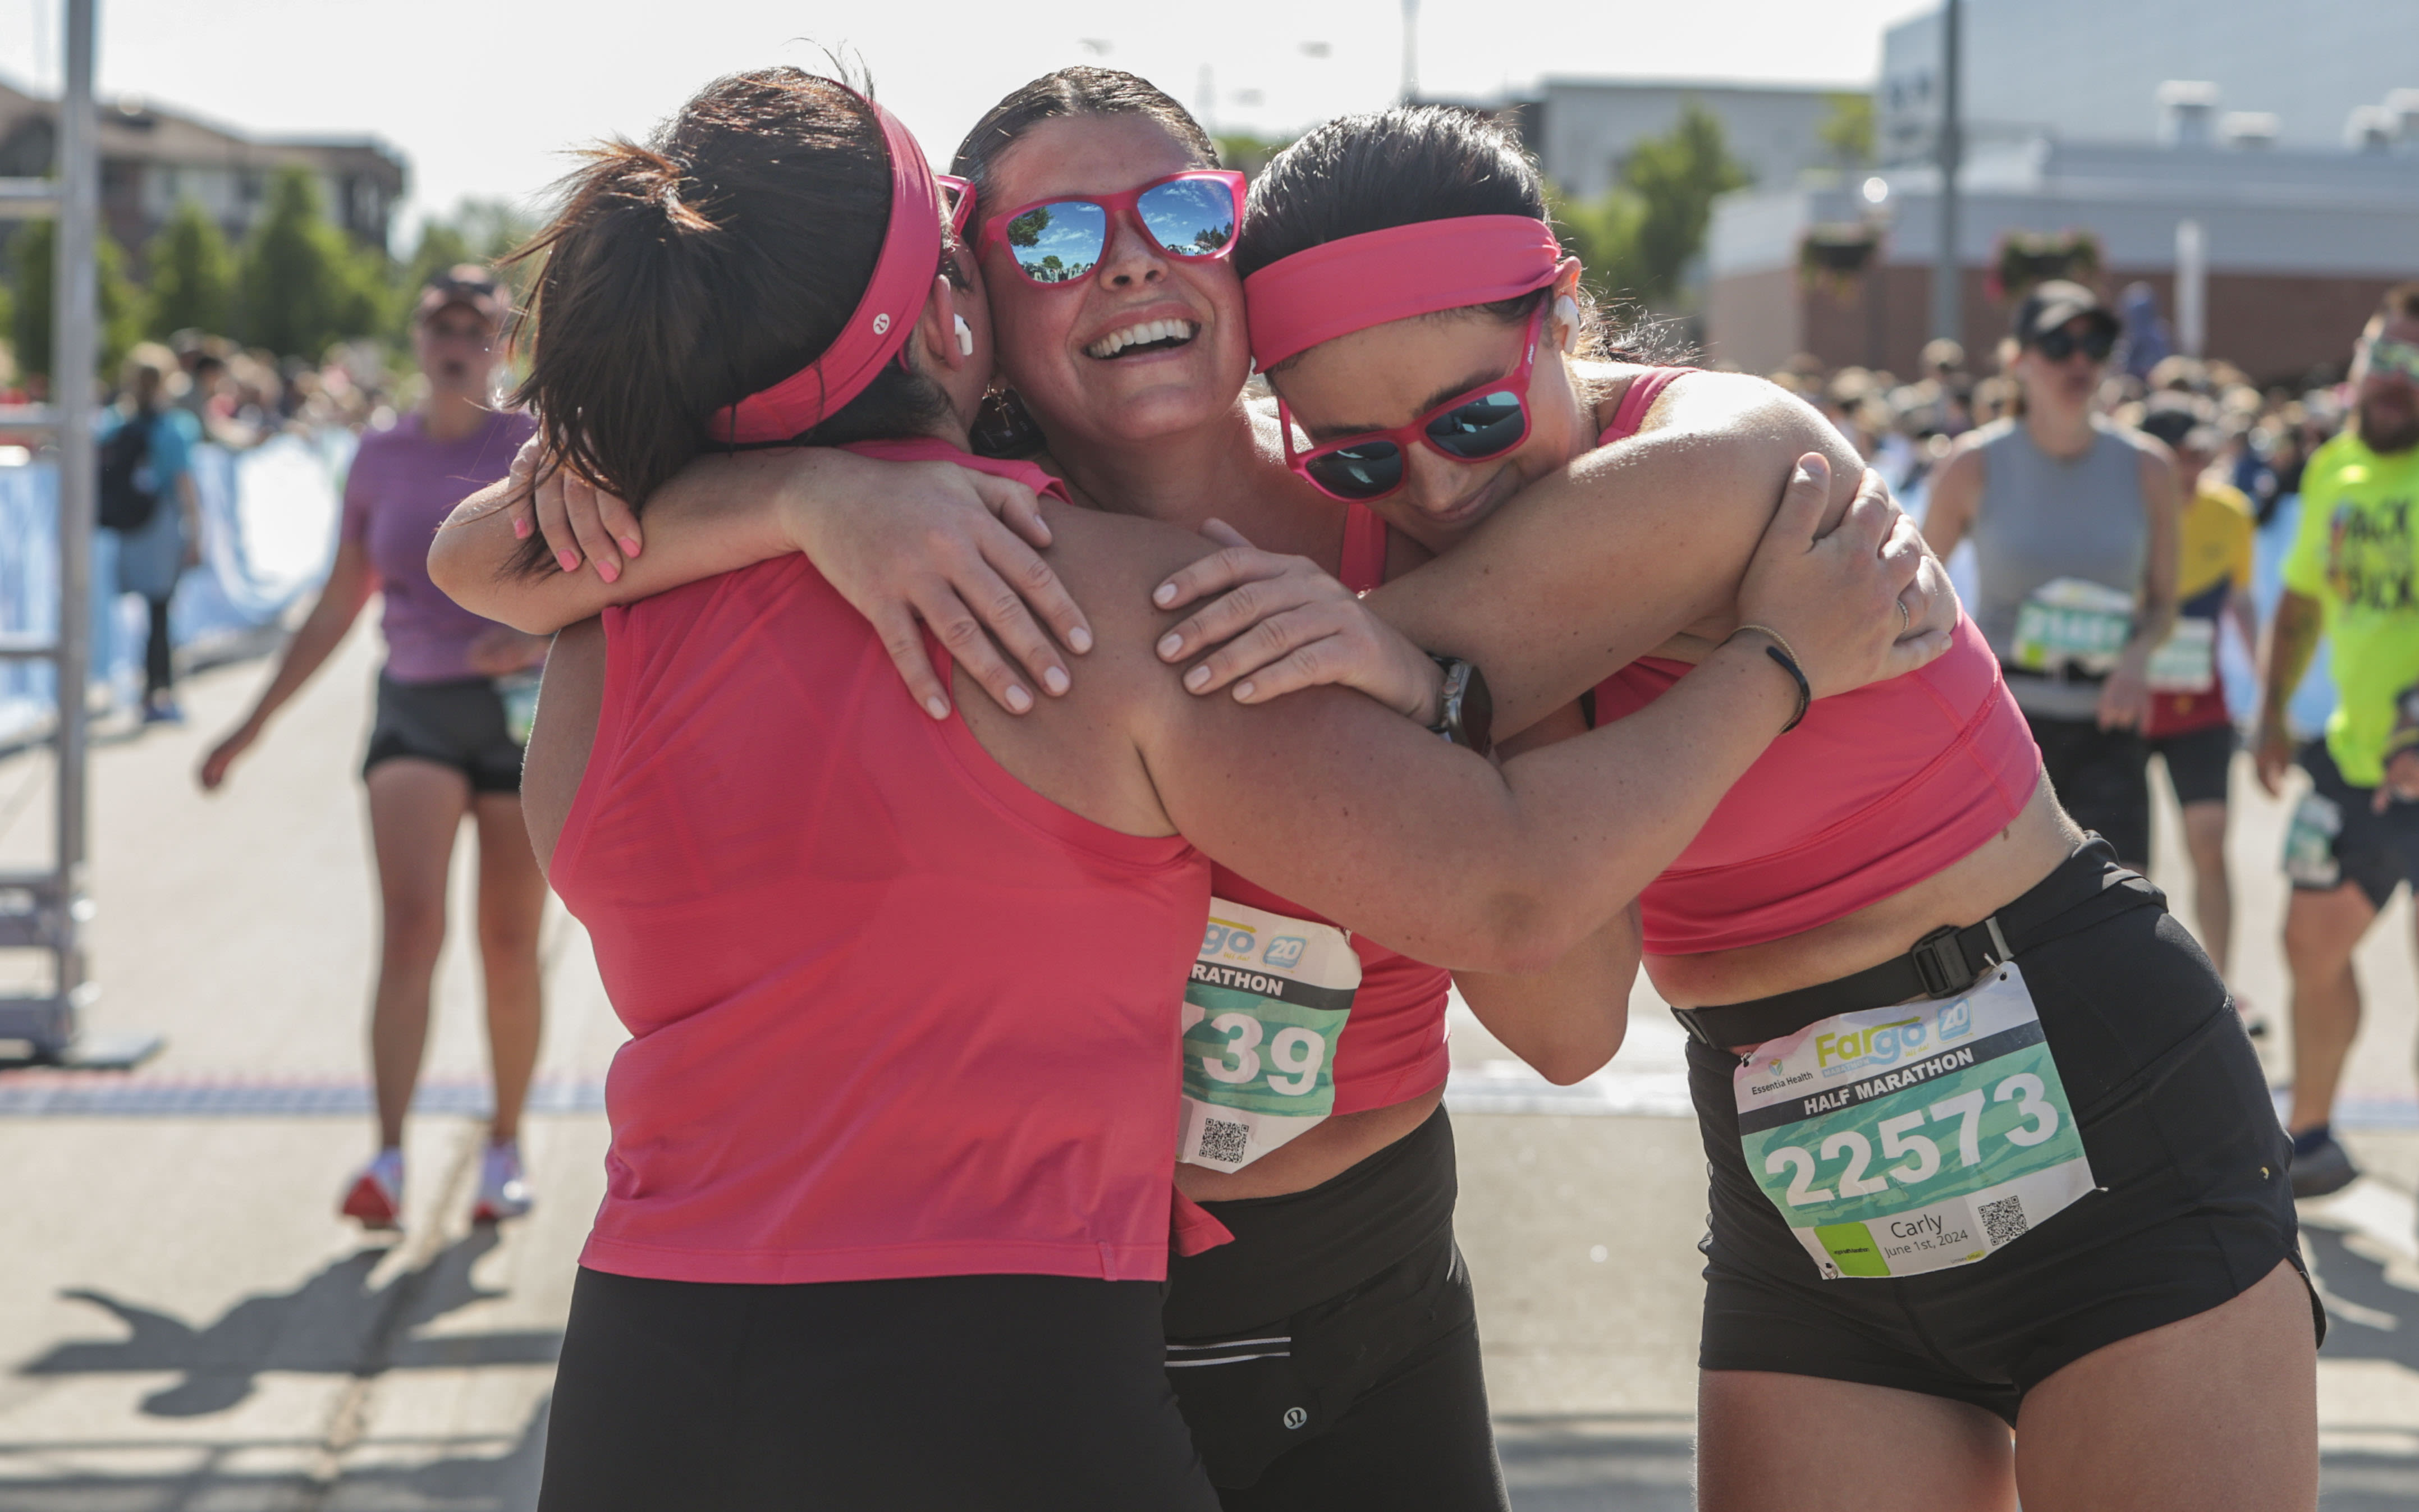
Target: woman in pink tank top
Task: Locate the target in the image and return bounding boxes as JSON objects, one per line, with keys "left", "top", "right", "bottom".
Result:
{"left": 468, "top": 70, "right": 1939, "bottom": 1512}
{"left": 1140, "top": 107, "right": 2311, "bottom": 1510}
{"left": 438, "top": 70, "right": 1959, "bottom": 1507}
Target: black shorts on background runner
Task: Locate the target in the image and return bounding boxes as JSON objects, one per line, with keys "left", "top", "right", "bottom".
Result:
{"left": 1688, "top": 841, "right": 2317, "bottom": 1424}
{"left": 2027, "top": 712, "right": 2151, "bottom": 866}
{"left": 362, "top": 672, "right": 524, "bottom": 793}
{"left": 539, "top": 1270, "right": 1218, "bottom": 1512}
{"left": 1166, "top": 1106, "right": 1509, "bottom": 1511}
{"left": 2289, "top": 739, "right": 2419, "bottom": 910}
{"left": 2151, "top": 722, "right": 2235, "bottom": 809}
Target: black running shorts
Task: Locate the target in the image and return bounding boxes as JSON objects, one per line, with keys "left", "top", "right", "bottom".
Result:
{"left": 1166, "top": 1107, "right": 1509, "bottom": 1510}
{"left": 2151, "top": 721, "right": 2235, "bottom": 809}
{"left": 1691, "top": 847, "right": 2318, "bottom": 1426}
{"left": 362, "top": 671, "right": 524, "bottom": 794}
{"left": 2288, "top": 739, "right": 2419, "bottom": 910}
{"left": 2027, "top": 712, "right": 2151, "bottom": 867}
{"left": 538, "top": 1270, "right": 1219, "bottom": 1511}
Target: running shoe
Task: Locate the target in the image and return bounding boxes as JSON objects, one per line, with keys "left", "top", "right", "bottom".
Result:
{"left": 2290, "top": 1128, "right": 2358, "bottom": 1199}
{"left": 340, "top": 1149, "right": 405, "bottom": 1229}
{"left": 473, "top": 1140, "right": 534, "bottom": 1222}
{"left": 142, "top": 697, "right": 185, "bottom": 726}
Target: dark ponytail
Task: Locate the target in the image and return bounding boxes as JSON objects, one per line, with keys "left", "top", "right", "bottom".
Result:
{"left": 506, "top": 67, "right": 954, "bottom": 559}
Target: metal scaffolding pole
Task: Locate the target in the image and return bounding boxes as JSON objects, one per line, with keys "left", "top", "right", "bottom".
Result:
{"left": 1930, "top": 0, "right": 1963, "bottom": 347}
{"left": 0, "top": 0, "right": 157, "bottom": 1067}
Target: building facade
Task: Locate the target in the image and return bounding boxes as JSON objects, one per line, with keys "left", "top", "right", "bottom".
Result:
{"left": 1532, "top": 77, "right": 1849, "bottom": 200}
{"left": 0, "top": 78, "right": 406, "bottom": 262}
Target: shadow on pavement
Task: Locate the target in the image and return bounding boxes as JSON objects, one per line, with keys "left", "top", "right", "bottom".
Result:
{"left": 0, "top": 1394, "right": 549, "bottom": 1512}
{"left": 16, "top": 1228, "right": 559, "bottom": 1417}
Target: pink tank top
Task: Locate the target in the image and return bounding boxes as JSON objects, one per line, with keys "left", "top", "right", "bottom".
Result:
{"left": 550, "top": 442, "right": 1210, "bottom": 1286}
{"left": 1346, "top": 368, "right": 2042, "bottom": 956}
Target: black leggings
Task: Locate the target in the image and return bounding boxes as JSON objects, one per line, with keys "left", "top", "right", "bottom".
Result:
{"left": 539, "top": 1268, "right": 1219, "bottom": 1512}
{"left": 143, "top": 597, "right": 172, "bottom": 700}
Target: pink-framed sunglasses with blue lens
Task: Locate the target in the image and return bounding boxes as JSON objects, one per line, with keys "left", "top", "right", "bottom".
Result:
{"left": 1280, "top": 304, "right": 1545, "bottom": 503}
{"left": 975, "top": 170, "right": 1247, "bottom": 286}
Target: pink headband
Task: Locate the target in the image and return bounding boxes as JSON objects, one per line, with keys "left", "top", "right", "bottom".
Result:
{"left": 712, "top": 94, "right": 943, "bottom": 445}
{"left": 1243, "top": 216, "right": 1570, "bottom": 370}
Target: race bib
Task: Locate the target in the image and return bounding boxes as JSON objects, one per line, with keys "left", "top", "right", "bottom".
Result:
{"left": 2009, "top": 578, "right": 2133, "bottom": 676}
{"left": 1734, "top": 962, "right": 2096, "bottom": 1279}
{"left": 2146, "top": 617, "right": 2217, "bottom": 694}
{"left": 495, "top": 672, "right": 541, "bottom": 746}
{"left": 2283, "top": 790, "right": 2344, "bottom": 888}
{"left": 1178, "top": 899, "right": 1359, "bottom": 1172}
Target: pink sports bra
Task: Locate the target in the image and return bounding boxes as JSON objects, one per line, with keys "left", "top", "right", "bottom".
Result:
{"left": 1344, "top": 366, "right": 2043, "bottom": 956}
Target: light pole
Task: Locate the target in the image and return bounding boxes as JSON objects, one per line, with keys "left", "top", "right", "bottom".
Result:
{"left": 1930, "top": 0, "right": 1962, "bottom": 347}
{"left": 1400, "top": 0, "right": 1419, "bottom": 104}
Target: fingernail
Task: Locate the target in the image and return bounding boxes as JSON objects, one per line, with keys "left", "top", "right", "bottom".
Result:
{"left": 1157, "top": 632, "right": 1183, "bottom": 659}
{"left": 1184, "top": 666, "right": 1212, "bottom": 692}
{"left": 556, "top": 549, "right": 580, "bottom": 572}
{"left": 1043, "top": 666, "right": 1069, "bottom": 695}
{"left": 511, "top": 516, "right": 530, "bottom": 539}
{"left": 924, "top": 695, "right": 950, "bottom": 720}
{"left": 1235, "top": 680, "right": 1256, "bottom": 701}
{"left": 1069, "top": 626, "right": 1093, "bottom": 654}
{"left": 1005, "top": 685, "right": 1033, "bottom": 713}
{"left": 597, "top": 561, "right": 619, "bottom": 584}
{"left": 1154, "top": 583, "right": 1178, "bottom": 607}
{"left": 620, "top": 536, "right": 643, "bottom": 558}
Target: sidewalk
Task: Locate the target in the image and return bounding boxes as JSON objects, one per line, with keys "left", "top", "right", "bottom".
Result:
{"left": 4, "top": 629, "right": 2419, "bottom": 1508}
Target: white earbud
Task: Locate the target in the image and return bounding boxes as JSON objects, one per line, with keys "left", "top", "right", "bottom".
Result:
{"left": 1553, "top": 295, "right": 1582, "bottom": 355}
{"left": 954, "top": 314, "right": 975, "bottom": 358}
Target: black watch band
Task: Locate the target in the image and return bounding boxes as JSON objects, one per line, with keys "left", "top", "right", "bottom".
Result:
{"left": 1426, "top": 654, "right": 1495, "bottom": 758}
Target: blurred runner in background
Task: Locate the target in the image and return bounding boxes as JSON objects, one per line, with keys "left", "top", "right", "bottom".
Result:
{"left": 2138, "top": 401, "right": 2258, "bottom": 1021}
{"left": 99, "top": 343, "right": 204, "bottom": 724}
{"left": 2257, "top": 283, "right": 2419, "bottom": 1199}
{"left": 1921, "top": 281, "right": 2181, "bottom": 874}
{"left": 197, "top": 267, "right": 549, "bottom": 1230}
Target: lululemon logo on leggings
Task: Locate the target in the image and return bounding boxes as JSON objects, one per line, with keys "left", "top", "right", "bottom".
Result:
{"left": 1282, "top": 1407, "right": 1308, "bottom": 1430}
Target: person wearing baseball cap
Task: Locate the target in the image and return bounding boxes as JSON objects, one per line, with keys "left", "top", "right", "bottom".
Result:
{"left": 1923, "top": 278, "right": 2182, "bottom": 875}
{"left": 200, "top": 262, "right": 553, "bottom": 1232}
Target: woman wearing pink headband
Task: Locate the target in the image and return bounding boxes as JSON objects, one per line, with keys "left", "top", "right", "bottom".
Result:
{"left": 1169, "top": 107, "right": 2316, "bottom": 1511}
{"left": 435, "top": 73, "right": 1957, "bottom": 1509}
{"left": 461, "top": 70, "right": 1937, "bottom": 1511}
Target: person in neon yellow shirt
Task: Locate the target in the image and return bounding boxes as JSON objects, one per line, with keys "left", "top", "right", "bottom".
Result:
{"left": 2257, "top": 281, "right": 2419, "bottom": 1198}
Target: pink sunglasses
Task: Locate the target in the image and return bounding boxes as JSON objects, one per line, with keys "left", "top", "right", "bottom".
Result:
{"left": 974, "top": 171, "right": 1246, "bottom": 286}
{"left": 1280, "top": 304, "right": 1545, "bottom": 503}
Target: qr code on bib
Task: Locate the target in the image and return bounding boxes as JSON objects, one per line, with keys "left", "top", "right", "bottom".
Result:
{"left": 1980, "top": 1194, "right": 2029, "bottom": 1247}
{"left": 1197, "top": 1119, "right": 1250, "bottom": 1166}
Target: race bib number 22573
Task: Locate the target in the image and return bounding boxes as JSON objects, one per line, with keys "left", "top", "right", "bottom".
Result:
{"left": 1734, "top": 962, "right": 2096, "bottom": 1279}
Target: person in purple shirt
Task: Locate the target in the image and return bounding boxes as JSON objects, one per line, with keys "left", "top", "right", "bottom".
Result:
{"left": 199, "top": 267, "right": 550, "bottom": 1230}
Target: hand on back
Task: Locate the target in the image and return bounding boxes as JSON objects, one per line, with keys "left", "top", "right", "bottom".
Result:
{"left": 1737, "top": 455, "right": 1946, "bottom": 700}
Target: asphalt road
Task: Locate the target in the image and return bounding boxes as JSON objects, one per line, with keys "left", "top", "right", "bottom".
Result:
{"left": 4, "top": 631, "right": 2419, "bottom": 1508}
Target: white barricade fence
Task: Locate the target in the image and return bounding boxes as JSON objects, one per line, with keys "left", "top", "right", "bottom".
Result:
{"left": 0, "top": 430, "right": 353, "bottom": 745}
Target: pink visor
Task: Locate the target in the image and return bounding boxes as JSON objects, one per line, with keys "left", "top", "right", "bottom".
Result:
{"left": 711, "top": 93, "right": 947, "bottom": 445}
{"left": 1242, "top": 215, "right": 1572, "bottom": 370}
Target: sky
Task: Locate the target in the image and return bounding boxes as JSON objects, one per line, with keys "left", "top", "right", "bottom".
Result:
{"left": 0, "top": 0, "right": 1940, "bottom": 247}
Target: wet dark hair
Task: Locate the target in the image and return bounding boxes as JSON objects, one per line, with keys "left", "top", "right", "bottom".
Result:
{"left": 1238, "top": 105, "right": 1680, "bottom": 370}
{"left": 505, "top": 67, "right": 954, "bottom": 567}
{"left": 952, "top": 66, "right": 1218, "bottom": 213}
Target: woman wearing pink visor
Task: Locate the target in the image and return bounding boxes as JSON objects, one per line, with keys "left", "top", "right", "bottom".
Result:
{"left": 1164, "top": 107, "right": 2317, "bottom": 1511}
{"left": 482, "top": 71, "right": 1934, "bottom": 1512}
{"left": 435, "top": 72, "right": 1954, "bottom": 1509}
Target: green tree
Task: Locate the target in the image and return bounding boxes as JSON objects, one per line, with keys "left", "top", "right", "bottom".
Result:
{"left": 1553, "top": 103, "right": 1749, "bottom": 311}
{"left": 144, "top": 198, "right": 235, "bottom": 338}
{"left": 12, "top": 218, "right": 145, "bottom": 379}
{"left": 1819, "top": 91, "right": 1876, "bottom": 169}
{"left": 237, "top": 166, "right": 390, "bottom": 358}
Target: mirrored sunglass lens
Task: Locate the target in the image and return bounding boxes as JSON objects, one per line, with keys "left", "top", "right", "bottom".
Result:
{"left": 2372, "top": 339, "right": 2419, "bottom": 379}
{"left": 1137, "top": 178, "right": 1236, "bottom": 258}
{"left": 1427, "top": 392, "right": 1525, "bottom": 458}
{"left": 1003, "top": 200, "right": 1106, "bottom": 283}
{"left": 1305, "top": 441, "right": 1404, "bottom": 499}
